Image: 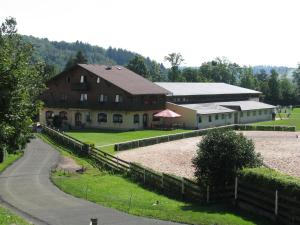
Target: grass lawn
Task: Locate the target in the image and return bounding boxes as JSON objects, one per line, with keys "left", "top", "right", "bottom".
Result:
{"left": 0, "top": 152, "right": 23, "bottom": 172}
{"left": 40, "top": 134, "right": 271, "bottom": 225}
{"left": 66, "top": 129, "right": 191, "bottom": 154}
{"left": 0, "top": 207, "right": 32, "bottom": 225}
{"left": 255, "top": 107, "right": 300, "bottom": 131}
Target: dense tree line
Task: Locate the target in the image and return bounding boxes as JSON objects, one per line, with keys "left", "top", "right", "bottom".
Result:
{"left": 160, "top": 55, "right": 298, "bottom": 106}
{"left": 22, "top": 35, "right": 168, "bottom": 80}
{"left": 21, "top": 35, "right": 299, "bottom": 106}
{"left": 0, "top": 18, "right": 45, "bottom": 161}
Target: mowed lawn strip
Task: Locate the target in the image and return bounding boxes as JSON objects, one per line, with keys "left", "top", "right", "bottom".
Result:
{"left": 0, "top": 207, "right": 32, "bottom": 225}
{"left": 0, "top": 152, "right": 23, "bottom": 172}
{"left": 254, "top": 107, "right": 300, "bottom": 130}
{"left": 40, "top": 134, "right": 272, "bottom": 225}
{"left": 66, "top": 129, "right": 191, "bottom": 154}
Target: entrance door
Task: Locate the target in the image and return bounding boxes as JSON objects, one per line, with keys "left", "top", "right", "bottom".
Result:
{"left": 75, "top": 112, "right": 82, "bottom": 127}
{"left": 143, "top": 113, "right": 148, "bottom": 128}
{"left": 234, "top": 112, "right": 239, "bottom": 124}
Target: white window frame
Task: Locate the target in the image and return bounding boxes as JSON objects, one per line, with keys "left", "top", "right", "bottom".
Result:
{"left": 115, "top": 95, "right": 120, "bottom": 103}
{"left": 80, "top": 75, "right": 84, "bottom": 83}
{"left": 80, "top": 93, "right": 88, "bottom": 102}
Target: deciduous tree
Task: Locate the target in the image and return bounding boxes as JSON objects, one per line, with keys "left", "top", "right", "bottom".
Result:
{"left": 0, "top": 17, "right": 45, "bottom": 160}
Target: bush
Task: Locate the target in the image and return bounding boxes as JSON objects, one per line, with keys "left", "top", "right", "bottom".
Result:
{"left": 240, "top": 167, "right": 300, "bottom": 198}
{"left": 192, "top": 129, "right": 263, "bottom": 188}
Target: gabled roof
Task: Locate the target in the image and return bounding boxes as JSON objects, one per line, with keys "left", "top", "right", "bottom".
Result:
{"left": 178, "top": 103, "right": 236, "bottom": 115}
{"left": 217, "top": 101, "right": 275, "bottom": 111}
{"left": 155, "top": 82, "right": 261, "bottom": 96}
{"left": 178, "top": 100, "right": 275, "bottom": 115}
{"left": 78, "top": 64, "right": 170, "bottom": 95}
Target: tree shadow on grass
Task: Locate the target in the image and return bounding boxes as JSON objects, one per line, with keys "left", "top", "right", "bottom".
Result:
{"left": 181, "top": 203, "right": 273, "bottom": 225}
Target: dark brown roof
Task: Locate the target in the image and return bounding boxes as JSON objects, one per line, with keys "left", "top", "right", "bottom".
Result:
{"left": 78, "top": 64, "right": 171, "bottom": 95}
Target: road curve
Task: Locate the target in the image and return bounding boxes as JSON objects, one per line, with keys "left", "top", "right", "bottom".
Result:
{"left": 0, "top": 138, "right": 182, "bottom": 225}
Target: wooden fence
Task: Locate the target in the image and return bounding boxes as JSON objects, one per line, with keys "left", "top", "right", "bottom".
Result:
{"left": 42, "top": 125, "right": 300, "bottom": 223}
{"left": 115, "top": 124, "right": 296, "bottom": 151}
{"left": 235, "top": 177, "right": 300, "bottom": 225}
{"left": 41, "top": 125, "right": 232, "bottom": 203}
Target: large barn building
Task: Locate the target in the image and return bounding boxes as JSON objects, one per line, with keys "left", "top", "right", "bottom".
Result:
{"left": 40, "top": 64, "right": 275, "bottom": 130}
{"left": 156, "top": 82, "right": 275, "bottom": 129}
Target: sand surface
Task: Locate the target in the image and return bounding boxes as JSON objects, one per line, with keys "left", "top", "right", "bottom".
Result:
{"left": 116, "top": 131, "right": 300, "bottom": 179}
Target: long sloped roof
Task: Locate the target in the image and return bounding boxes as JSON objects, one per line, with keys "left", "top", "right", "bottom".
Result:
{"left": 78, "top": 64, "right": 171, "bottom": 95}
{"left": 156, "top": 82, "right": 261, "bottom": 96}
{"left": 179, "top": 101, "right": 275, "bottom": 114}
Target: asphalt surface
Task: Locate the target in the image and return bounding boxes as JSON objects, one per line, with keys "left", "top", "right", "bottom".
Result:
{"left": 0, "top": 138, "right": 182, "bottom": 225}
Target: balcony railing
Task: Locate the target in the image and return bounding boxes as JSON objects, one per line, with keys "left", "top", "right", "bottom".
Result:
{"left": 45, "top": 101, "right": 165, "bottom": 111}
{"left": 71, "top": 82, "right": 90, "bottom": 91}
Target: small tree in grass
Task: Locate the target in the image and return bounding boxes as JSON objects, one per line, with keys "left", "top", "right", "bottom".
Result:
{"left": 192, "top": 129, "right": 263, "bottom": 188}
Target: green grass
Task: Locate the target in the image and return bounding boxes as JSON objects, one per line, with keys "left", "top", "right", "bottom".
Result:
{"left": 255, "top": 107, "right": 300, "bottom": 131}
{"left": 40, "top": 133, "right": 271, "bottom": 225}
{"left": 0, "top": 152, "right": 23, "bottom": 172}
{"left": 66, "top": 129, "right": 191, "bottom": 154}
{"left": 0, "top": 207, "right": 32, "bottom": 225}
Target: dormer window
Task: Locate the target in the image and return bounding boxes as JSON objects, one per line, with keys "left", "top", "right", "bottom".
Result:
{"left": 97, "top": 77, "right": 100, "bottom": 83}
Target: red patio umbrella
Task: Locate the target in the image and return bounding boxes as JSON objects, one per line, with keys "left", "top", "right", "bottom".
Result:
{"left": 154, "top": 109, "right": 181, "bottom": 118}
{"left": 154, "top": 109, "right": 181, "bottom": 129}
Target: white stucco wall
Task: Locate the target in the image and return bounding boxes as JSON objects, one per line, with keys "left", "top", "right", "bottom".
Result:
{"left": 197, "top": 113, "right": 235, "bottom": 129}
{"left": 239, "top": 109, "right": 273, "bottom": 124}
{"left": 40, "top": 107, "right": 164, "bottom": 130}
{"left": 166, "top": 102, "right": 198, "bottom": 129}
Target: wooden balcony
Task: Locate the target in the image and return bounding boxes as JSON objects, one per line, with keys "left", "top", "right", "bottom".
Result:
{"left": 71, "top": 83, "right": 90, "bottom": 91}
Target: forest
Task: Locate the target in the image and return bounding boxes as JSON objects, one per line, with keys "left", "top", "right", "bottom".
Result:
{"left": 23, "top": 35, "right": 300, "bottom": 106}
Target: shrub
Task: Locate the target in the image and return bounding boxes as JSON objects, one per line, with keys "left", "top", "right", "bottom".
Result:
{"left": 192, "top": 129, "right": 263, "bottom": 188}
{"left": 239, "top": 167, "right": 300, "bottom": 198}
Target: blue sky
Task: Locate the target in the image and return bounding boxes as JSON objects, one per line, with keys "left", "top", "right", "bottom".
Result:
{"left": 1, "top": 0, "right": 300, "bottom": 67}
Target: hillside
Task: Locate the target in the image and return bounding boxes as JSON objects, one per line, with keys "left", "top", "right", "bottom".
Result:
{"left": 252, "top": 65, "right": 295, "bottom": 78}
{"left": 22, "top": 35, "right": 167, "bottom": 79}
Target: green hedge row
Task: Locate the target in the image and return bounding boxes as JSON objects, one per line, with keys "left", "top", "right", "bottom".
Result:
{"left": 115, "top": 125, "right": 236, "bottom": 151}
{"left": 236, "top": 125, "right": 295, "bottom": 131}
{"left": 115, "top": 124, "right": 294, "bottom": 151}
{"left": 239, "top": 167, "right": 300, "bottom": 199}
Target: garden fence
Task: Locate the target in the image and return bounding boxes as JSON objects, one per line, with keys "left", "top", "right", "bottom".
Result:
{"left": 235, "top": 177, "right": 300, "bottom": 225}
{"left": 41, "top": 125, "right": 232, "bottom": 203}
{"left": 41, "top": 124, "right": 299, "bottom": 223}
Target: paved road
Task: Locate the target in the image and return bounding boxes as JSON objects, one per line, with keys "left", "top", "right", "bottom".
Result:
{"left": 0, "top": 138, "right": 182, "bottom": 225}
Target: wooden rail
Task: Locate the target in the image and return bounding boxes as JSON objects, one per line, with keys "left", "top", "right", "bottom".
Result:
{"left": 42, "top": 124, "right": 299, "bottom": 224}
{"left": 41, "top": 125, "right": 232, "bottom": 203}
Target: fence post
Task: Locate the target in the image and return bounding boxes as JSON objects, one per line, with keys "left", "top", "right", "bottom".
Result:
{"left": 181, "top": 177, "right": 185, "bottom": 195}
{"left": 143, "top": 169, "right": 146, "bottom": 184}
{"left": 161, "top": 174, "right": 164, "bottom": 189}
{"left": 275, "top": 190, "right": 278, "bottom": 216}
{"left": 235, "top": 177, "right": 238, "bottom": 200}
{"left": 206, "top": 186, "right": 210, "bottom": 203}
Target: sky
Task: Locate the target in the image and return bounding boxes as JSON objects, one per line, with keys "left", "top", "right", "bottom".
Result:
{"left": 1, "top": 0, "right": 300, "bottom": 67}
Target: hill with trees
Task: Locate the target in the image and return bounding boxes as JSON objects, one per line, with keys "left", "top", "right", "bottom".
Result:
{"left": 22, "top": 35, "right": 168, "bottom": 80}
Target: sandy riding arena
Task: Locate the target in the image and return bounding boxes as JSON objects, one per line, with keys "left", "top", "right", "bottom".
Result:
{"left": 116, "top": 131, "right": 300, "bottom": 179}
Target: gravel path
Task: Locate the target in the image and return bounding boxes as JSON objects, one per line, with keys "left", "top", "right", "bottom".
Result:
{"left": 116, "top": 131, "right": 300, "bottom": 179}
{"left": 0, "top": 137, "right": 182, "bottom": 225}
